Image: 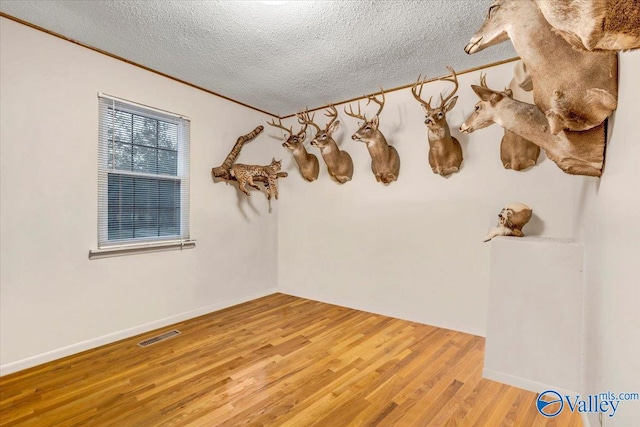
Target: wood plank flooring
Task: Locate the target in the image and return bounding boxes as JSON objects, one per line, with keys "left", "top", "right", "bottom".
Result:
{"left": 0, "top": 293, "right": 582, "bottom": 426}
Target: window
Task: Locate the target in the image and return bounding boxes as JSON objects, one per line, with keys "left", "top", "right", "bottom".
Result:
{"left": 97, "top": 94, "right": 190, "bottom": 252}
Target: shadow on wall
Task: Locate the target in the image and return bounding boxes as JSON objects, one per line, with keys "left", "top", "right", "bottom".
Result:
{"left": 526, "top": 213, "right": 545, "bottom": 236}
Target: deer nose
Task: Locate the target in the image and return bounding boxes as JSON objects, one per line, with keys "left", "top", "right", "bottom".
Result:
{"left": 464, "top": 38, "right": 482, "bottom": 54}
{"left": 351, "top": 135, "right": 357, "bottom": 140}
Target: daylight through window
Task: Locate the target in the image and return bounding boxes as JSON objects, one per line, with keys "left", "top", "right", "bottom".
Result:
{"left": 97, "top": 95, "right": 190, "bottom": 248}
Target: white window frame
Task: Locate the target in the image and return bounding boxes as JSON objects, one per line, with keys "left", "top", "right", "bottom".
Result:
{"left": 90, "top": 94, "right": 194, "bottom": 259}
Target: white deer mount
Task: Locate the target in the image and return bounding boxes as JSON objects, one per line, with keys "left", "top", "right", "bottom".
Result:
{"left": 411, "top": 66, "right": 463, "bottom": 177}
{"left": 297, "top": 106, "right": 354, "bottom": 184}
{"left": 344, "top": 90, "right": 401, "bottom": 184}
{"left": 459, "top": 73, "right": 606, "bottom": 177}
{"left": 267, "top": 118, "right": 320, "bottom": 182}
{"left": 465, "top": 0, "right": 618, "bottom": 135}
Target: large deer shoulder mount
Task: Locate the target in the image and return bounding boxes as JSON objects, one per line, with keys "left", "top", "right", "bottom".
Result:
{"left": 344, "top": 90, "right": 400, "bottom": 184}
{"left": 267, "top": 118, "right": 319, "bottom": 182}
{"left": 411, "top": 66, "right": 463, "bottom": 177}
{"left": 465, "top": 0, "right": 618, "bottom": 135}
{"left": 297, "top": 106, "right": 353, "bottom": 184}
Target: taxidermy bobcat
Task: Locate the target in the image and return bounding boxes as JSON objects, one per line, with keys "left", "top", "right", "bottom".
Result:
{"left": 230, "top": 158, "right": 282, "bottom": 200}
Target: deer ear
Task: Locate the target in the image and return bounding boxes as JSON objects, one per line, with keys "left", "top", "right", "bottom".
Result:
{"left": 489, "top": 92, "right": 504, "bottom": 105}
{"left": 444, "top": 96, "right": 458, "bottom": 112}
{"left": 328, "top": 120, "right": 340, "bottom": 133}
{"left": 421, "top": 104, "right": 429, "bottom": 114}
{"left": 472, "top": 85, "right": 503, "bottom": 104}
{"left": 471, "top": 85, "right": 494, "bottom": 101}
{"left": 371, "top": 115, "right": 379, "bottom": 128}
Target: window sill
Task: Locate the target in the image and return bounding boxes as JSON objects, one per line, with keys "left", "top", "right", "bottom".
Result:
{"left": 89, "top": 239, "right": 196, "bottom": 260}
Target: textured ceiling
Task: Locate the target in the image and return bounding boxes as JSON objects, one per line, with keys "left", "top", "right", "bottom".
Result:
{"left": 0, "top": 0, "right": 517, "bottom": 117}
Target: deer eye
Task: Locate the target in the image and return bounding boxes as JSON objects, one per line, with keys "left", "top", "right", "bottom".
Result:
{"left": 475, "top": 105, "right": 481, "bottom": 111}
{"left": 437, "top": 112, "right": 443, "bottom": 119}
{"left": 365, "top": 126, "right": 371, "bottom": 130}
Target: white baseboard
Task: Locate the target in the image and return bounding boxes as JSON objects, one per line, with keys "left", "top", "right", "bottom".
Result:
{"left": 278, "top": 287, "right": 486, "bottom": 337}
{"left": 483, "top": 368, "right": 592, "bottom": 423}
{"left": 482, "top": 368, "right": 580, "bottom": 397}
{"left": 0, "top": 288, "right": 278, "bottom": 376}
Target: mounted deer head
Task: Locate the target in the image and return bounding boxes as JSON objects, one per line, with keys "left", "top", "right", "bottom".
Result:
{"left": 534, "top": 0, "right": 640, "bottom": 52}
{"left": 465, "top": 0, "right": 618, "bottom": 135}
{"left": 500, "top": 62, "right": 540, "bottom": 171}
{"left": 297, "top": 106, "right": 353, "bottom": 184}
{"left": 411, "top": 66, "right": 463, "bottom": 177}
{"left": 344, "top": 90, "right": 400, "bottom": 184}
{"left": 267, "top": 117, "right": 319, "bottom": 182}
{"left": 459, "top": 73, "right": 606, "bottom": 177}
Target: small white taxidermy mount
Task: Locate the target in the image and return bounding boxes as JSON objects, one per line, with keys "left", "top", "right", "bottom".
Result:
{"left": 484, "top": 202, "right": 533, "bottom": 242}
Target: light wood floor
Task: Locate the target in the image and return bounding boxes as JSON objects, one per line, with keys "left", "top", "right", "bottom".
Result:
{"left": 1, "top": 293, "right": 582, "bottom": 426}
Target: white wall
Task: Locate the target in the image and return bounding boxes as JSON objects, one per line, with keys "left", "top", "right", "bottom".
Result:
{"left": 485, "top": 237, "right": 584, "bottom": 395}
{"left": 574, "top": 51, "right": 640, "bottom": 427}
{"left": 0, "top": 18, "right": 281, "bottom": 373}
{"left": 4, "top": 23, "right": 637, "bottom": 425}
{"left": 277, "top": 61, "right": 581, "bottom": 336}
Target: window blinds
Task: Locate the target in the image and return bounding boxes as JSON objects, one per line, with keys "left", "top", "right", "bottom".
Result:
{"left": 97, "top": 94, "right": 190, "bottom": 248}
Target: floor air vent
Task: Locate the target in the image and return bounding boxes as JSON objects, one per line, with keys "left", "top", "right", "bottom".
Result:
{"left": 137, "top": 330, "right": 181, "bottom": 347}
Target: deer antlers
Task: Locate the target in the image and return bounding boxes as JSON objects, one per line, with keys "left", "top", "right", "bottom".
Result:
{"left": 411, "top": 74, "right": 433, "bottom": 110}
{"left": 344, "top": 89, "right": 386, "bottom": 121}
{"left": 479, "top": 72, "right": 488, "bottom": 88}
{"left": 440, "top": 66, "right": 459, "bottom": 107}
{"left": 296, "top": 110, "right": 320, "bottom": 133}
{"left": 412, "top": 66, "right": 459, "bottom": 111}
{"left": 344, "top": 101, "right": 366, "bottom": 121}
{"left": 324, "top": 105, "right": 339, "bottom": 129}
{"left": 297, "top": 104, "right": 339, "bottom": 132}
{"left": 477, "top": 72, "right": 512, "bottom": 96}
{"left": 268, "top": 117, "right": 308, "bottom": 139}
{"left": 267, "top": 117, "right": 293, "bottom": 137}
